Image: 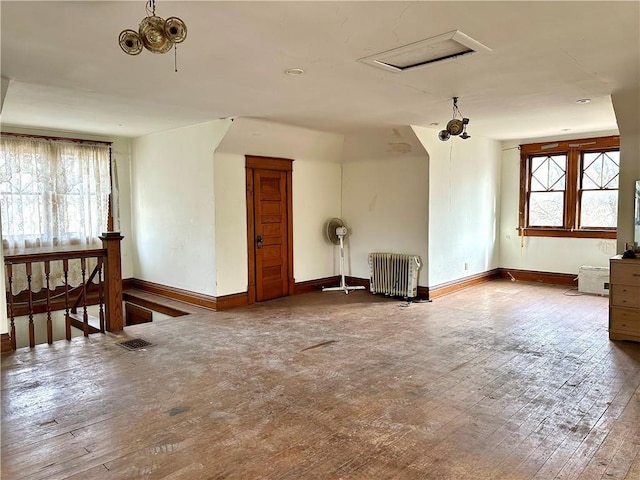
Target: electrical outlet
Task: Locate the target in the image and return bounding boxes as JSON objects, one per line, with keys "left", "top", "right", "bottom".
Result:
{"left": 464, "top": 262, "right": 469, "bottom": 271}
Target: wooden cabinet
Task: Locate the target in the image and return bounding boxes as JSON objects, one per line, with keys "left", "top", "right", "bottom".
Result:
{"left": 609, "top": 256, "right": 640, "bottom": 342}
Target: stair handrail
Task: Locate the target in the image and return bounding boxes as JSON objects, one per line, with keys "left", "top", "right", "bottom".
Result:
{"left": 4, "top": 248, "right": 106, "bottom": 265}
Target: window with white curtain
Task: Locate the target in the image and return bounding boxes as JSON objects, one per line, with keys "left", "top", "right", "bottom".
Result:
{"left": 0, "top": 134, "right": 111, "bottom": 252}
{"left": 1, "top": 134, "right": 112, "bottom": 294}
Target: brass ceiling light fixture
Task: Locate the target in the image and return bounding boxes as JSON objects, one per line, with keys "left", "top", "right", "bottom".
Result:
{"left": 438, "top": 97, "right": 471, "bottom": 141}
{"left": 118, "top": 0, "right": 187, "bottom": 71}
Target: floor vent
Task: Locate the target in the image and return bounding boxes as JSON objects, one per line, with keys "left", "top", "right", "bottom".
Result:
{"left": 117, "top": 338, "right": 153, "bottom": 350}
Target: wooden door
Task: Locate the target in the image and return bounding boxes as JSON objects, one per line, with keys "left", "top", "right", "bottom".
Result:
{"left": 246, "top": 157, "right": 293, "bottom": 303}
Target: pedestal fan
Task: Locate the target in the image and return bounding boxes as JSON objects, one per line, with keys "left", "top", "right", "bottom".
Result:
{"left": 322, "top": 218, "right": 365, "bottom": 294}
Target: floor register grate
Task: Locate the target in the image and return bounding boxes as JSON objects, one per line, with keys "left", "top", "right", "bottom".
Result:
{"left": 117, "top": 338, "right": 153, "bottom": 350}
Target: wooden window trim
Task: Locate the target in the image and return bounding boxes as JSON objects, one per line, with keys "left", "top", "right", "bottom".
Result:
{"left": 1, "top": 131, "right": 112, "bottom": 146}
{"left": 519, "top": 228, "right": 616, "bottom": 239}
{"left": 519, "top": 135, "right": 619, "bottom": 239}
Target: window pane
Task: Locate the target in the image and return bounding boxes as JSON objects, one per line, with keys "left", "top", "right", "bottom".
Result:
{"left": 582, "top": 151, "right": 619, "bottom": 190}
{"left": 529, "top": 191, "right": 564, "bottom": 226}
{"left": 580, "top": 190, "right": 618, "bottom": 228}
{"left": 531, "top": 155, "right": 566, "bottom": 191}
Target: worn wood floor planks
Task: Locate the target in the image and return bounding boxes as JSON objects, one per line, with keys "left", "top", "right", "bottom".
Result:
{"left": 2, "top": 280, "right": 639, "bottom": 479}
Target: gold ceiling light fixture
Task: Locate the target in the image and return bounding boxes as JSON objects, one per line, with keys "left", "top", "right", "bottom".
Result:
{"left": 118, "top": 0, "right": 187, "bottom": 71}
{"left": 438, "top": 97, "right": 471, "bottom": 141}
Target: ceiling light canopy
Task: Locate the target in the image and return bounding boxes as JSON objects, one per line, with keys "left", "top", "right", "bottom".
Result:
{"left": 119, "top": 0, "right": 187, "bottom": 69}
{"left": 438, "top": 97, "right": 471, "bottom": 141}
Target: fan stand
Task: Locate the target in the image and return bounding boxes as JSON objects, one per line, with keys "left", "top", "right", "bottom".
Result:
{"left": 323, "top": 232, "right": 365, "bottom": 294}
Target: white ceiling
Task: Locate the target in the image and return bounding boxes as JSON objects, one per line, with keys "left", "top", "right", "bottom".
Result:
{"left": 1, "top": 1, "right": 638, "bottom": 140}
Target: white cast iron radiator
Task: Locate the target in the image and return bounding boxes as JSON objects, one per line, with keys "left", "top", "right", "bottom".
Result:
{"left": 368, "top": 253, "right": 421, "bottom": 298}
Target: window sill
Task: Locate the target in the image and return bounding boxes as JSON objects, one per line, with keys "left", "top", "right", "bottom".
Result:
{"left": 519, "top": 228, "right": 616, "bottom": 239}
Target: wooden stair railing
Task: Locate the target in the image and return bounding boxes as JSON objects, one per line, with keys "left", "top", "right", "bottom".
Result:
{"left": 3, "top": 232, "right": 123, "bottom": 350}
{"left": 69, "top": 259, "right": 105, "bottom": 337}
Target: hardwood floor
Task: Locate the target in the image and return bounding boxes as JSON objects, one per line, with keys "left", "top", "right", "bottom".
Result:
{"left": 2, "top": 280, "right": 639, "bottom": 479}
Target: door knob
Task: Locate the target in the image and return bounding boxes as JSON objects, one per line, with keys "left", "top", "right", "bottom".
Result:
{"left": 256, "top": 235, "right": 263, "bottom": 248}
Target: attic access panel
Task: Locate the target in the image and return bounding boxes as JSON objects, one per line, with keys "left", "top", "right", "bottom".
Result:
{"left": 358, "top": 30, "right": 491, "bottom": 73}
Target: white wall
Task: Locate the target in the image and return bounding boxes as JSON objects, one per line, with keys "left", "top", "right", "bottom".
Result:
{"left": 111, "top": 137, "right": 134, "bottom": 280}
{"left": 341, "top": 127, "right": 429, "bottom": 285}
{"left": 413, "top": 126, "right": 502, "bottom": 287}
{"left": 213, "top": 152, "right": 248, "bottom": 295}
{"left": 131, "top": 119, "right": 232, "bottom": 296}
{"left": 0, "top": 77, "right": 9, "bottom": 113}
{"left": 499, "top": 131, "right": 619, "bottom": 274}
{"left": 214, "top": 118, "right": 343, "bottom": 295}
{"left": 612, "top": 89, "right": 640, "bottom": 252}
{"left": 292, "top": 159, "right": 342, "bottom": 282}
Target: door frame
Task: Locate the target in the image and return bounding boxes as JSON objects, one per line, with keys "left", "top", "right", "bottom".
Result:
{"left": 245, "top": 155, "right": 294, "bottom": 304}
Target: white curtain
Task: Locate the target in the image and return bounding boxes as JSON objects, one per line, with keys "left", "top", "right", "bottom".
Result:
{"left": 1, "top": 135, "right": 111, "bottom": 294}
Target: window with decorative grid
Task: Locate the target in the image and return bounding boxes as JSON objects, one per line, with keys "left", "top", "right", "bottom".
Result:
{"left": 519, "top": 135, "right": 619, "bottom": 238}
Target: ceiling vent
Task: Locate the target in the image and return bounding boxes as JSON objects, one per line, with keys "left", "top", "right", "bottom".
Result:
{"left": 358, "top": 30, "right": 491, "bottom": 73}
